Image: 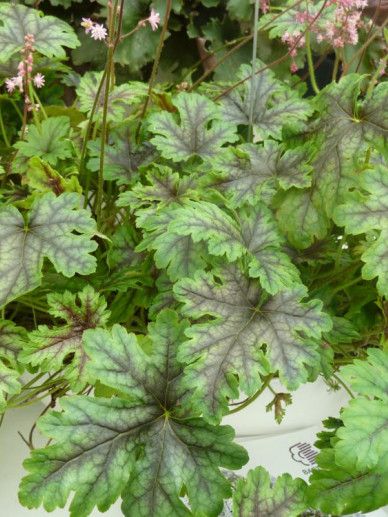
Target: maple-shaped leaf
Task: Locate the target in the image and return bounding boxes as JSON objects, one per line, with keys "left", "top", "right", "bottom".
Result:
{"left": 19, "top": 310, "right": 248, "bottom": 517}
{"left": 21, "top": 287, "right": 109, "bottom": 392}
{"left": 169, "top": 200, "right": 301, "bottom": 294}
{"left": 334, "top": 164, "right": 388, "bottom": 297}
{"left": 277, "top": 76, "right": 388, "bottom": 248}
{"left": 211, "top": 140, "right": 311, "bottom": 207}
{"left": 87, "top": 127, "right": 155, "bottom": 185}
{"left": 0, "top": 192, "right": 97, "bottom": 308}
{"left": 233, "top": 467, "right": 307, "bottom": 517}
{"left": 174, "top": 266, "right": 331, "bottom": 421}
{"left": 307, "top": 449, "right": 388, "bottom": 515}
{"left": 333, "top": 349, "right": 388, "bottom": 470}
{"left": 148, "top": 92, "right": 238, "bottom": 162}
{"left": 0, "top": 3, "right": 79, "bottom": 63}
{"left": 219, "top": 61, "right": 312, "bottom": 141}
{"left": 15, "top": 117, "right": 72, "bottom": 166}
{"left": 0, "top": 320, "right": 26, "bottom": 412}
{"left": 120, "top": 167, "right": 208, "bottom": 281}
{"left": 77, "top": 72, "right": 147, "bottom": 122}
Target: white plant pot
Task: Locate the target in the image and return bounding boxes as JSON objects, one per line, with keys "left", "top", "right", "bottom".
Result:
{"left": 1, "top": 378, "right": 387, "bottom": 516}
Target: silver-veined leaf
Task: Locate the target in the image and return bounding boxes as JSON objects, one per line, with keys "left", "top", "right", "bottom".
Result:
{"left": 19, "top": 310, "right": 248, "bottom": 517}
{"left": 0, "top": 192, "right": 97, "bottom": 307}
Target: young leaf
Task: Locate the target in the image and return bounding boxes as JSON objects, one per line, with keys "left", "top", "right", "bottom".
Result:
{"left": 174, "top": 266, "right": 331, "bottom": 421}
{"left": 24, "top": 157, "right": 81, "bottom": 194}
{"left": 19, "top": 310, "right": 248, "bottom": 517}
{"left": 0, "top": 3, "right": 79, "bottom": 62}
{"left": 334, "top": 349, "right": 388, "bottom": 470}
{"left": 278, "top": 76, "right": 388, "bottom": 248}
{"left": 15, "top": 117, "right": 72, "bottom": 166}
{"left": 21, "top": 287, "right": 110, "bottom": 392}
{"left": 211, "top": 141, "right": 311, "bottom": 207}
{"left": 233, "top": 467, "right": 307, "bottom": 517}
{"left": 0, "top": 192, "right": 97, "bottom": 307}
{"left": 219, "top": 61, "right": 312, "bottom": 141}
{"left": 169, "top": 200, "right": 301, "bottom": 294}
{"left": 334, "top": 164, "right": 388, "bottom": 297}
{"left": 148, "top": 92, "right": 238, "bottom": 162}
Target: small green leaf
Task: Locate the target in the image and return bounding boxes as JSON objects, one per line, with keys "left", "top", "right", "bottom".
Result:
{"left": 24, "top": 157, "right": 81, "bottom": 194}
{"left": 77, "top": 72, "right": 147, "bottom": 122}
{"left": 0, "top": 3, "right": 79, "bottom": 62}
{"left": 21, "top": 287, "right": 110, "bottom": 392}
{"left": 233, "top": 467, "right": 307, "bottom": 517}
{"left": 149, "top": 92, "right": 238, "bottom": 162}
{"left": 15, "top": 117, "right": 72, "bottom": 166}
{"left": 19, "top": 310, "right": 248, "bottom": 517}
{"left": 0, "top": 192, "right": 97, "bottom": 307}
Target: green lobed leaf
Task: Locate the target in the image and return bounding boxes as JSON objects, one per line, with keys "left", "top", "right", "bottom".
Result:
{"left": 278, "top": 76, "right": 388, "bottom": 248}
{"left": 0, "top": 192, "right": 97, "bottom": 308}
{"left": 0, "top": 3, "right": 79, "bottom": 62}
{"left": 211, "top": 140, "right": 311, "bottom": 207}
{"left": 15, "top": 117, "right": 72, "bottom": 166}
{"left": 148, "top": 92, "right": 238, "bottom": 162}
{"left": 334, "top": 164, "right": 388, "bottom": 297}
{"left": 76, "top": 72, "right": 148, "bottom": 122}
{"left": 307, "top": 449, "right": 388, "bottom": 515}
{"left": 87, "top": 126, "right": 155, "bottom": 185}
{"left": 233, "top": 466, "right": 307, "bottom": 517}
{"left": 174, "top": 266, "right": 331, "bottom": 422}
{"left": 19, "top": 310, "right": 248, "bottom": 517}
{"left": 334, "top": 349, "right": 388, "bottom": 470}
{"left": 20, "top": 287, "right": 110, "bottom": 392}
{"left": 219, "top": 61, "right": 312, "bottom": 141}
{"left": 169, "top": 200, "right": 302, "bottom": 294}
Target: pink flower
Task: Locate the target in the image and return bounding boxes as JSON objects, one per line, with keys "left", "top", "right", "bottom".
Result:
{"left": 81, "top": 18, "right": 94, "bottom": 34}
{"left": 91, "top": 23, "right": 108, "bottom": 41}
{"left": 5, "top": 78, "right": 16, "bottom": 93}
{"left": 147, "top": 8, "right": 160, "bottom": 31}
{"left": 290, "top": 61, "right": 299, "bottom": 73}
{"left": 33, "top": 73, "right": 45, "bottom": 88}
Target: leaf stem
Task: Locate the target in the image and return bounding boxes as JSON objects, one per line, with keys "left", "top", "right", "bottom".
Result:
{"left": 228, "top": 375, "right": 274, "bottom": 415}
{"left": 0, "top": 106, "right": 10, "bottom": 147}
{"left": 332, "top": 373, "right": 355, "bottom": 399}
{"left": 136, "top": 0, "right": 172, "bottom": 142}
{"left": 248, "top": 0, "right": 260, "bottom": 143}
{"left": 305, "top": 31, "right": 319, "bottom": 94}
